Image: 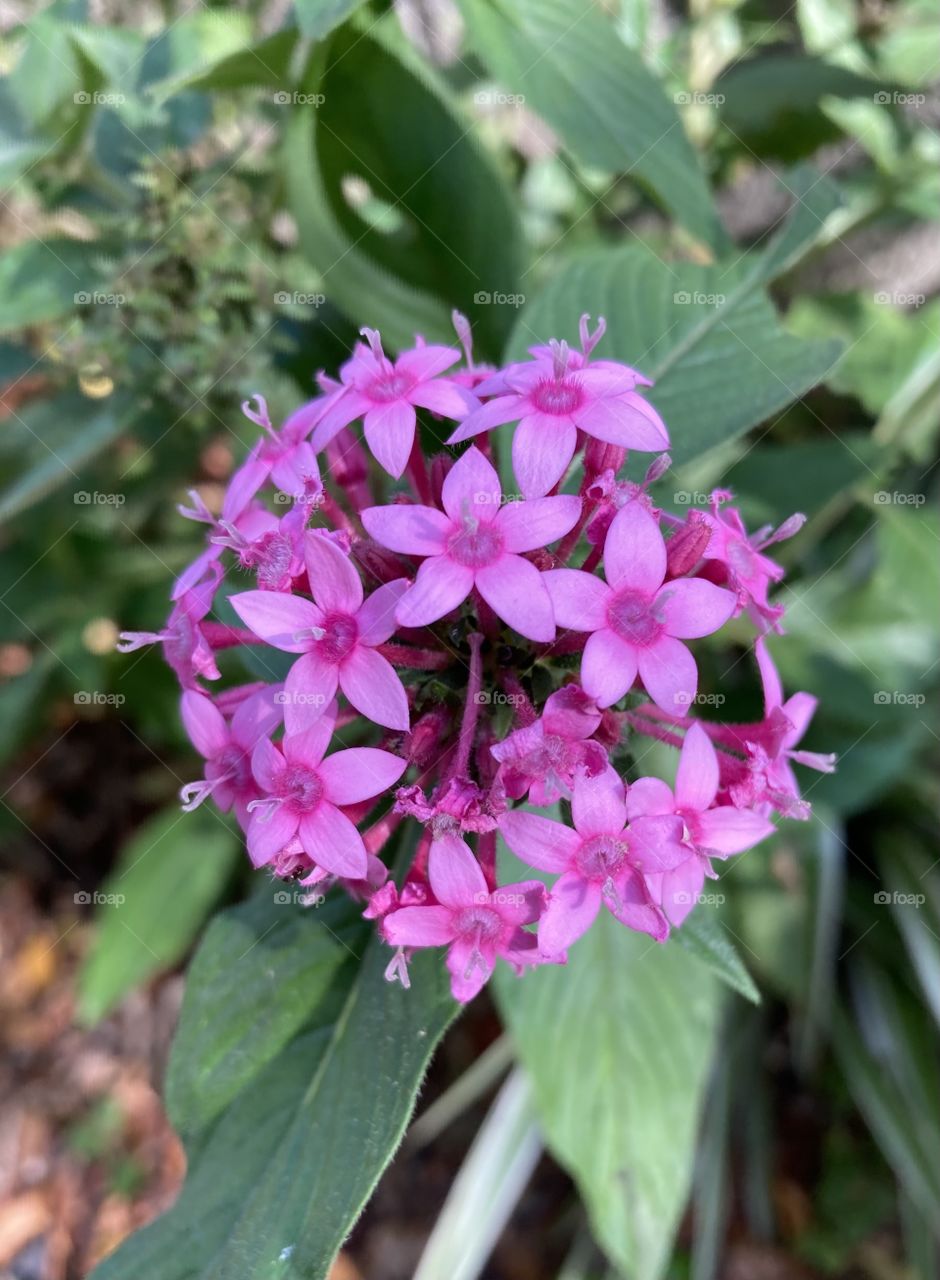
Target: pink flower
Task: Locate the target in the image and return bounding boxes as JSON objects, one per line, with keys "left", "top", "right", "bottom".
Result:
{"left": 383, "top": 834, "right": 546, "bottom": 1002}
{"left": 448, "top": 332, "right": 668, "bottom": 498}
{"left": 311, "top": 329, "right": 474, "bottom": 478}
{"left": 500, "top": 767, "right": 683, "bottom": 955}
{"left": 247, "top": 705, "right": 406, "bottom": 878}
{"left": 361, "top": 446, "right": 581, "bottom": 642}
{"left": 544, "top": 501, "right": 736, "bottom": 712}
{"left": 179, "top": 686, "right": 282, "bottom": 827}
{"left": 491, "top": 683, "right": 607, "bottom": 804}
{"left": 230, "top": 531, "right": 411, "bottom": 731}
{"left": 117, "top": 561, "right": 223, "bottom": 688}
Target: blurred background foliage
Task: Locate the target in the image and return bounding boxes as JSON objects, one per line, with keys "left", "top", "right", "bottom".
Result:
{"left": 0, "top": 0, "right": 937, "bottom": 1278}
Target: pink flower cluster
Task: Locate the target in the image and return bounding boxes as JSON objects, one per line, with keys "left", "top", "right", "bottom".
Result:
{"left": 120, "top": 314, "right": 835, "bottom": 1004}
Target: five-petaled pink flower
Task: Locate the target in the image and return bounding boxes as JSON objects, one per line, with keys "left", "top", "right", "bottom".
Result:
{"left": 179, "top": 686, "right": 282, "bottom": 827}
{"left": 362, "top": 446, "right": 581, "bottom": 642}
{"left": 491, "top": 683, "right": 607, "bottom": 805}
{"left": 544, "top": 501, "right": 737, "bottom": 712}
{"left": 311, "top": 329, "right": 474, "bottom": 478}
{"left": 448, "top": 336, "right": 668, "bottom": 498}
{"left": 231, "top": 531, "right": 411, "bottom": 731}
{"left": 383, "top": 834, "right": 546, "bottom": 1002}
{"left": 500, "top": 767, "right": 684, "bottom": 955}
{"left": 247, "top": 704, "right": 406, "bottom": 877}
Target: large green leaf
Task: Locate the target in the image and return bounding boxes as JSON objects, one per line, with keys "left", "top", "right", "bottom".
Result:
{"left": 165, "top": 890, "right": 365, "bottom": 1137}
{"left": 77, "top": 805, "right": 240, "bottom": 1025}
{"left": 676, "top": 908, "right": 760, "bottom": 1005}
{"left": 495, "top": 847, "right": 721, "bottom": 1279}
{"left": 92, "top": 895, "right": 457, "bottom": 1280}
{"left": 507, "top": 243, "right": 842, "bottom": 464}
{"left": 286, "top": 21, "right": 524, "bottom": 355}
{"left": 455, "top": 0, "right": 723, "bottom": 251}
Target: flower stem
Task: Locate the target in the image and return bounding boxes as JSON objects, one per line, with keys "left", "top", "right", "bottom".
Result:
{"left": 454, "top": 632, "right": 485, "bottom": 778}
{"left": 377, "top": 642, "right": 451, "bottom": 671}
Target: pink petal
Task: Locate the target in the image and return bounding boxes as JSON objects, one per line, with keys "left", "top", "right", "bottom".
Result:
{"left": 283, "top": 724, "right": 334, "bottom": 770}
{"left": 310, "top": 390, "right": 373, "bottom": 449}
{"left": 230, "top": 687, "right": 283, "bottom": 749}
{"left": 428, "top": 833, "right": 488, "bottom": 907}
{"left": 441, "top": 445, "right": 502, "bottom": 521}
{"left": 542, "top": 568, "right": 610, "bottom": 631}
{"left": 396, "top": 344, "right": 460, "bottom": 380}
{"left": 659, "top": 856, "right": 706, "bottom": 926}
{"left": 495, "top": 494, "right": 581, "bottom": 552}
{"left": 675, "top": 721, "right": 719, "bottom": 811}
{"left": 577, "top": 367, "right": 644, "bottom": 396}
{"left": 512, "top": 413, "right": 577, "bottom": 498}
{"left": 298, "top": 803, "right": 367, "bottom": 878}
{"left": 410, "top": 379, "right": 472, "bottom": 419}
{"left": 396, "top": 555, "right": 474, "bottom": 628}
{"left": 542, "top": 684, "right": 602, "bottom": 738}
{"left": 246, "top": 805, "right": 298, "bottom": 868}
{"left": 229, "top": 590, "right": 323, "bottom": 653}
{"left": 181, "top": 691, "right": 228, "bottom": 759}
{"left": 782, "top": 691, "right": 818, "bottom": 747}
{"left": 318, "top": 745, "right": 406, "bottom": 805}
{"left": 491, "top": 880, "right": 547, "bottom": 926}
{"left": 538, "top": 873, "right": 602, "bottom": 957}
{"left": 625, "top": 775, "right": 675, "bottom": 819}
{"left": 695, "top": 807, "right": 775, "bottom": 856}
{"left": 581, "top": 628, "right": 638, "bottom": 708}
{"left": 572, "top": 766, "right": 627, "bottom": 838}
{"left": 603, "top": 501, "right": 666, "bottom": 594}
{"left": 627, "top": 814, "right": 687, "bottom": 872}
{"left": 607, "top": 869, "right": 669, "bottom": 940}
{"left": 360, "top": 504, "right": 450, "bottom": 556}
{"left": 355, "top": 579, "right": 411, "bottom": 646}
{"left": 384, "top": 905, "right": 455, "bottom": 947}
{"left": 499, "top": 810, "right": 580, "bottom": 872}
{"left": 363, "top": 401, "right": 416, "bottom": 478}
{"left": 574, "top": 392, "right": 669, "bottom": 451}
{"left": 446, "top": 935, "right": 493, "bottom": 1003}
{"left": 755, "top": 636, "right": 783, "bottom": 713}
{"left": 283, "top": 651, "right": 338, "bottom": 734}
{"left": 657, "top": 578, "right": 736, "bottom": 639}
{"left": 637, "top": 636, "right": 698, "bottom": 716}
{"left": 475, "top": 555, "right": 556, "bottom": 642}
{"left": 338, "top": 646, "right": 410, "bottom": 730}
{"left": 304, "top": 532, "right": 363, "bottom": 613}
{"left": 447, "top": 393, "right": 523, "bottom": 444}
{"left": 250, "top": 736, "right": 283, "bottom": 791}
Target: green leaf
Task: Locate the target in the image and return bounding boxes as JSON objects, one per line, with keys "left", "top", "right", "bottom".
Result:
{"left": 77, "top": 805, "right": 240, "bottom": 1025}
{"left": 496, "top": 843, "right": 720, "bottom": 1279}
{"left": 165, "top": 890, "right": 366, "bottom": 1137}
{"left": 92, "top": 899, "right": 457, "bottom": 1280}
{"left": 294, "top": 0, "right": 369, "bottom": 40}
{"left": 721, "top": 434, "right": 878, "bottom": 525}
{"left": 286, "top": 22, "right": 524, "bottom": 355}
{"left": 455, "top": 0, "right": 723, "bottom": 251}
{"left": 147, "top": 29, "right": 299, "bottom": 101}
{"left": 675, "top": 909, "right": 761, "bottom": 1005}
{"left": 507, "top": 244, "right": 842, "bottom": 465}
{"left": 0, "top": 239, "right": 104, "bottom": 334}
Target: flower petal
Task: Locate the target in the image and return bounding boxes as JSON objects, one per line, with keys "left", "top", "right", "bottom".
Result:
{"left": 495, "top": 494, "right": 581, "bottom": 552}
{"left": 229, "top": 590, "right": 323, "bottom": 653}
{"left": 445, "top": 936, "right": 493, "bottom": 1003}
{"left": 339, "top": 646, "right": 410, "bottom": 730}
{"left": 475, "top": 555, "right": 556, "bottom": 642}
{"left": 318, "top": 746, "right": 406, "bottom": 805}
{"left": 499, "top": 810, "right": 580, "bottom": 872}
{"left": 574, "top": 392, "right": 669, "bottom": 451}
{"left": 246, "top": 805, "right": 298, "bottom": 868}
{"left": 409, "top": 379, "right": 473, "bottom": 419}
{"left": 625, "top": 775, "right": 675, "bottom": 819}
{"left": 607, "top": 869, "right": 669, "bottom": 940}
{"left": 428, "top": 833, "right": 488, "bottom": 907}
{"left": 674, "top": 721, "right": 719, "bottom": 811}
{"left": 542, "top": 568, "right": 610, "bottom": 631}
{"left": 538, "top": 873, "right": 602, "bottom": 958}
{"left": 581, "top": 628, "right": 638, "bottom": 708}
{"left": 637, "top": 637, "right": 698, "bottom": 716}
{"left": 360, "top": 504, "right": 450, "bottom": 556}
{"left": 250, "top": 736, "right": 283, "bottom": 791}
{"left": 447, "top": 393, "right": 523, "bottom": 444}
{"left": 490, "top": 881, "right": 547, "bottom": 926}
{"left": 298, "top": 803, "right": 367, "bottom": 878}
{"left": 363, "top": 401, "right": 416, "bottom": 478}
{"left": 355, "top": 578, "right": 411, "bottom": 646}
{"left": 512, "top": 413, "right": 577, "bottom": 498}
{"left": 441, "top": 445, "right": 502, "bottom": 521}
{"left": 310, "top": 390, "right": 373, "bottom": 449}
{"left": 180, "top": 691, "right": 228, "bottom": 759}
{"left": 396, "top": 344, "right": 461, "bottom": 380}
{"left": 384, "top": 905, "right": 455, "bottom": 947}
{"left": 571, "top": 766, "right": 627, "bottom": 838}
{"left": 627, "top": 814, "right": 687, "bottom": 871}
{"left": 396, "top": 555, "right": 474, "bottom": 628}
{"left": 695, "top": 807, "right": 775, "bottom": 856}
{"left": 304, "top": 532, "right": 363, "bottom": 613}
{"left": 603, "top": 501, "right": 666, "bottom": 594}
{"left": 283, "top": 651, "right": 338, "bottom": 735}
{"left": 657, "top": 578, "right": 736, "bottom": 639}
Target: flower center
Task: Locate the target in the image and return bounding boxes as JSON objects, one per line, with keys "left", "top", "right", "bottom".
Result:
{"left": 447, "top": 519, "right": 504, "bottom": 569}
{"left": 275, "top": 764, "right": 323, "bottom": 813}
{"left": 369, "top": 370, "right": 414, "bottom": 403}
{"left": 531, "top": 376, "right": 583, "bottom": 416}
{"left": 208, "top": 745, "right": 251, "bottom": 792}
{"left": 607, "top": 589, "right": 663, "bottom": 647}
{"left": 315, "top": 612, "right": 359, "bottom": 663}
{"left": 576, "top": 834, "right": 627, "bottom": 881}
{"left": 250, "top": 532, "right": 293, "bottom": 591}
{"left": 453, "top": 904, "right": 503, "bottom": 941}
